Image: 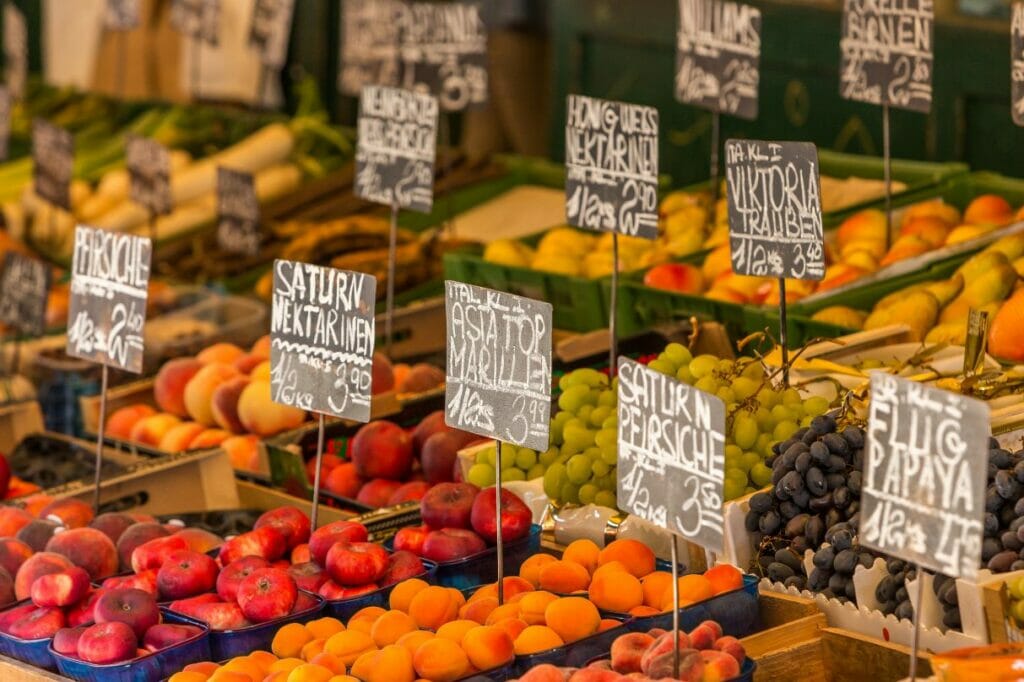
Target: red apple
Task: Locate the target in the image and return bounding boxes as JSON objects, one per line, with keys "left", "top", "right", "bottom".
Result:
{"left": 379, "top": 551, "right": 426, "bottom": 586}
{"left": 643, "top": 262, "right": 705, "bottom": 294}
{"left": 103, "top": 570, "right": 158, "bottom": 597}
{"left": 77, "top": 621, "right": 137, "bottom": 664}
{"left": 387, "top": 481, "right": 431, "bottom": 505}
{"left": 30, "top": 566, "right": 91, "bottom": 607}
{"left": 94, "top": 588, "right": 161, "bottom": 639}
{"left": 393, "top": 526, "right": 429, "bottom": 556}
{"left": 53, "top": 626, "right": 87, "bottom": 655}
{"left": 7, "top": 606, "right": 65, "bottom": 639}
{"left": 218, "top": 526, "right": 287, "bottom": 565}
{"left": 254, "top": 507, "right": 311, "bottom": 551}
{"left": 236, "top": 568, "right": 297, "bottom": 623}
{"left": 131, "top": 535, "right": 189, "bottom": 574}
{"left": 157, "top": 550, "right": 218, "bottom": 600}
{"left": 142, "top": 623, "right": 202, "bottom": 652}
{"left": 308, "top": 521, "right": 369, "bottom": 567}
{"left": 216, "top": 556, "right": 270, "bottom": 603}
{"left": 470, "top": 487, "right": 533, "bottom": 543}
{"left": 287, "top": 562, "right": 328, "bottom": 593}
{"left": 420, "top": 482, "right": 480, "bottom": 530}
{"left": 351, "top": 421, "right": 414, "bottom": 480}
{"left": 325, "top": 542, "right": 388, "bottom": 586}
{"left": 421, "top": 528, "right": 486, "bottom": 563}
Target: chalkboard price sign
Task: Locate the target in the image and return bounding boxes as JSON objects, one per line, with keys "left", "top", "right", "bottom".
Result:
{"left": 249, "top": 0, "right": 295, "bottom": 69}
{"left": 725, "top": 139, "right": 825, "bottom": 281}
{"left": 676, "top": 0, "right": 761, "bottom": 120}
{"left": 0, "top": 86, "right": 11, "bottom": 162}
{"left": 3, "top": 3, "right": 26, "bottom": 101}
{"left": 338, "top": 0, "right": 401, "bottom": 96}
{"left": 217, "top": 168, "right": 260, "bottom": 256}
{"left": 565, "top": 95, "right": 660, "bottom": 239}
{"left": 127, "top": 136, "right": 173, "bottom": 217}
{"left": 0, "top": 252, "right": 51, "bottom": 337}
{"left": 172, "top": 0, "right": 221, "bottom": 46}
{"left": 445, "top": 281, "right": 552, "bottom": 451}
{"left": 839, "top": 0, "right": 933, "bottom": 114}
{"left": 617, "top": 357, "right": 726, "bottom": 551}
{"left": 355, "top": 85, "right": 438, "bottom": 213}
{"left": 270, "top": 260, "right": 377, "bottom": 422}
{"left": 1013, "top": 3, "right": 1024, "bottom": 127}
{"left": 860, "top": 373, "right": 989, "bottom": 579}
{"left": 32, "top": 120, "right": 74, "bottom": 211}
{"left": 105, "top": 0, "right": 141, "bottom": 30}
{"left": 66, "top": 225, "right": 152, "bottom": 373}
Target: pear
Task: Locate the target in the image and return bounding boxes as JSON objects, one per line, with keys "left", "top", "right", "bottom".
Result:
{"left": 865, "top": 290, "right": 938, "bottom": 341}
{"left": 483, "top": 239, "right": 534, "bottom": 268}
{"left": 874, "top": 283, "right": 927, "bottom": 310}
{"left": 983, "top": 232, "right": 1024, "bottom": 261}
{"left": 811, "top": 306, "right": 867, "bottom": 329}
{"left": 956, "top": 251, "right": 1010, "bottom": 282}
{"left": 939, "top": 261, "right": 1017, "bottom": 323}
{"left": 924, "top": 274, "right": 964, "bottom": 306}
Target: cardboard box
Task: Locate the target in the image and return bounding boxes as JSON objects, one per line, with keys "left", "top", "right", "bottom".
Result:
{"left": 0, "top": 401, "right": 45, "bottom": 453}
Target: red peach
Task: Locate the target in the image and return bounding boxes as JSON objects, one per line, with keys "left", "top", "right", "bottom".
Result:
{"left": 689, "top": 621, "right": 722, "bottom": 650}
{"left": 317, "top": 580, "right": 377, "bottom": 601}
{"left": 129, "top": 413, "right": 181, "bottom": 448}
{"left": 38, "top": 499, "right": 94, "bottom": 529}
{"left": 392, "top": 526, "right": 429, "bottom": 556}
{"left": 411, "top": 411, "right": 451, "bottom": 453}
{"left": 254, "top": 506, "right": 311, "bottom": 551}
{"left": 16, "top": 519, "right": 60, "bottom": 553}
{"left": 325, "top": 542, "right": 389, "bottom": 586}
{"left": 371, "top": 352, "right": 395, "bottom": 394}
{"left": 131, "top": 534, "right": 189, "bottom": 574}
{"left": 306, "top": 453, "right": 342, "bottom": 485}
{"left": 0, "top": 538, "right": 34, "bottom": 577}
{"left": 157, "top": 550, "right": 218, "bottom": 600}
{"left": 67, "top": 589, "right": 101, "bottom": 627}
{"left": 14, "top": 552, "right": 73, "bottom": 600}
{"left": 610, "top": 632, "right": 655, "bottom": 673}
{"left": 324, "top": 462, "right": 364, "bottom": 499}
{"left": 196, "top": 342, "right": 245, "bottom": 365}
{"left": 420, "top": 431, "right": 467, "bottom": 484}
{"left": 94, "top": 588, "right": 161, "bottom": 639}
{"left": 46, "top": 527, "right": 119, "bottom": 580}
{"left": 0, "top": 507, "right": 32, "bottom": 537}
{"left": 105, "top": 405, "right": 157, "bottom": 441}
{"left": 421, "top": 528, "right": 486, "bottom": 563}
{"left": 700, "top": 649, "right": 741, "bottom": 680}
{"left": 189, "top": 600, "right": 251, "bottom": 630}
{"left": 184, "top": 363, "right": 239, "bottom": 426}
{"left": 397, "top": 363, "right": 444, "bottom": 394}
{"left": 308, "top": 521, "right": 369, "bottom": 567}
{"left": 142, "top": 623, "right": 202, "bottom": 652}
{"left": 88, "top": 513, "right": 136, "bottom": 545}
{"left": 420, "top": 482, "right": 480, "bottom": 530}
{"left": 287, "top": 561, "right": 328, "bottom": 593}
{"left": 351, "top": 421, "right": 414, "bottom": 480}
{"left": 7, "top": 606, "right": 65, "bottom": 639}
{"left": 77, "top": 621, "right": 138, "bottom": 664}
{"left": 218, "top": 526, "right": 287, "bottom": 565}
{"left": 236, "top": 568, "right": 297, "bottom": 623}
{"left": 470, "top": 486, "right": 533, "bottom": 544}
{"left": 154, "top": 358, "right": 204, "bottom": 417}
{"left": 174, "top": 527, "right": 223, "bottom": 554}
{"left": 388, "top": 481, "right": 431, "bottom": 505}
{"left": 356, "top": 479, "right": 404, "bottom": 508}
{"left": 116, "top": 523, "right": 171, "bottom": 571}
{"left": 0, "top": 567, "right": 13, "bottom": 607}
{"left": 217, "top": 556, "right": 270, "bottom": 603}
{"left": 211, "top": 376, "right": 250, "bottom": 434}
{"left": 379, "top": 550, "right": 426, "bottom": 586}
{"left": 713, "top": 635, "right": 746, "bottom": 665}
{"left": 0, "top": 602, "right": 36, "bottom": 632}
{"left": 30, "top": 566, "right": 90, "bottom": 607}
{"left": 52, "top": 626, "right": 87, "bottom": 655}
{"left": 103, "top": 570, "right": 158, "bottom": 597}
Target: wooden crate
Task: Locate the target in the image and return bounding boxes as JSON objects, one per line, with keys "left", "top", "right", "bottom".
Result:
{"left": 0, "top": 401, "right": 45, "bottom": 453}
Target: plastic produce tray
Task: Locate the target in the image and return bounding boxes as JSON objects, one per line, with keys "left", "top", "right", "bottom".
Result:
{"left": 512, "top": 616, "right": 629, "bottom": 674}
{"left": 625, "top": 573, "right": 761, "bottom": 638}
{"left": 324, "top": 558, "right": 438, "bottom": 620}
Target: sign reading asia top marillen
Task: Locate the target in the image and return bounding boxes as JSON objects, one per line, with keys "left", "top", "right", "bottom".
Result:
{"left": 355, "top": 85, "right": 438, "bottom": 214}
{"left": 445, "top": 281, "right": 552, "bottom": 451}
{"left": 617, "top": 357, "right": 726, "bottom": 552}
{"left": 564, "top": 95, "right": 659, "bottom": 239}
{"left": 725, "top": 139, "right": 824, "bottom": 281}
{"left": 676, "top": 0, "right": 761, "bottom": 120}
{"left": 839, "top": 0, "right": 934, "bottom": 113}
{"left": 269, "top": 260, "right": 377, "bottom": 423}
{"left": 66, "top": 225, "right": 152, "bottom": 373}
{"left": 860, "top": 373, "right": 989, "bottom": 579}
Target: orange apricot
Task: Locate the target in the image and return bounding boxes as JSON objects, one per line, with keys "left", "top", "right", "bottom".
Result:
{"left": 408, "top": 586, "right": 460, "bottom": 630}
{"left": 597, "top": 539, "right": 655, "bottom": 578}
{"left": 389, "top": 578, "right": 429, "bottom": 612}
{"left": 628, "top": 605, "right": 661, "bottom": 616}
{"left": 513, "top": 625, "right": 564, "bottom": 655}
{"left": 273, "top": 622, "right": 315, "bottom": 658}
{"left": 704, "top": 564, "right": 744, "bottom": 595}
{"left": 483, "top": 601, "right": 522, "bottom": 625}
{"left": 518, "top": 590, "right": 559, "bottom": 625}
{"left": 169, "top": 673, "right": 207, "bottom": 682}
{"left": 661, "top": 574, "right": 715, "bottom": 609}
{"left": 270, "top": 658, "right": 307, "bottom": 674}
{"left": 306, "top": 617, "right": 345, "bottom": 640}
{"left": 395, "top": 630, "right": 434, "bottom": 658}
{"left": 538, "top": 560, "right": 591, "bottom": 594}
{"left": 285, "top": 663, "right": 333, "bottom": 682}
{"left": 562, "top": 539, "right": 601, "bottom": 574}
{"left": 435, "top": 619, "right": 478, "bottom": 643}
{"left": 309, "top": 653, "right": 346, "bottom": 675}
{"left": 544, "top": 597, "right": 601, "bottom": 643}
{"left": 493, "top": 617, "right": 528, "bottom": 642}
{"left": 641, "top": 571, "right": 674, "bottom": 608}
{"left": 183, "top": 662, "right": 221, "bottom": 676}
{"left": 347, "top": 606, "right": 387, "bottom": 634}
{"left": 324, "top": 630, "right": 377, "bottom": 666}
{"left": 598, "top": 618, "right": 623, "bottom": 632}
{"left": 519, "top": 553, "right": 558, "bottom": 587}
{"left": 469, "top": 577, "right": 533, "bottom": 602}
{"left": 459, "top": 595, "right": 498, "bottom": 623}
{"left": 221, "top": 657, "right": 263, "bottom": 682}
{"left": 589, "top": 568, "right": 643, "bottom": 612}
{"left": 247, "top": 650, "right": 277, "bottom": 673}
{"left": 349, "top": 644, "right": 415, "bottom": 682}
{"left": 300, "top": 639, "right": 326, "bottom": 662}
{"left": 370, "top": 610, "right": 417, "bottom": 647}
{"left": 411, "top": 637, "right": 470, "bottom": 681}
{"left": 461, "top": 625, "right": 514, "bottom": 671}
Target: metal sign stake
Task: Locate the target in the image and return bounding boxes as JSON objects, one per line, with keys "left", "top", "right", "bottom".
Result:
{"left": 609, "top": 233, "right": 619, "bottom": 377}
{"left": 671, "top": 534, "right": 681, "bottom": 678}
{"left": 778, "top": 277, "right": 789, "bottom": 386}
{"left": 909, "top": 565, "right": 924, "bottom": 681}
{"left": 309, "top": 412, "right": 327, "bottom": 530}
{"left": 495, "top": 439, "right": 504, "bottom": 605}
{"left": 709, "top": 111, "right": 721, "bottom": 208}
{"left": 882, "top": 103, "right": 892, "bottom": 251}
{"left": 92, "top": 364, "right": 110, "bottom": 513}
{"left": 385, "top": 200, "right": 399, "bottom": 357}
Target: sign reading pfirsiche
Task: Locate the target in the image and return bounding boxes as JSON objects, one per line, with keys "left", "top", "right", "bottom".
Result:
{"left": 725, "top": 139, "right": 824, "bottom": 281}
{"left": 617, "top": 357, "right": 726, "bottom": 552}
{"left": 676, "top": 0, "right": 761, "bottom": 120}
{"left": 217, "top": 168, "right": 260, "bottom": 256}
{"left": 445, "top": 281, "right": 552, "bottom": 451}
{"left": 127, "top": 136, "right": 173, "bottom": 216}
{"left": 354, "top": 85, "right": 438, "bottom": 213}
{"left": 172, "top": 0, "right": 221, "bottom": 46}
{"left": 564, "top": 95, "right": 659, "bottom": 239}
{"left": 32, "top": 120, "right": 74, "bottom": 211}
{"left": 860, "top": 373, "right": 989, "bottom": 579}
{"left": 0, "top": 252, "right": 51, "bottom": 337}
{"left": 839, "top": 0, "right": 933, "bottom": 113}
{"left": 269, "top": 260, "right": 377, "bottom": 423}
{"left": 66, "top": 225, "right": 152, "bottom": 373}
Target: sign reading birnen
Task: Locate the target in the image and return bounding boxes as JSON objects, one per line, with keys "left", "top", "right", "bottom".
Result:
{"left": 249, "top": 0, "right": 295, "bottom": 69}
{"left": 270, "top": 260, "right": 377, "bottom": 423}
{"left": 1013, "top": 3, "right": 1024, "bottom": 126}
{"left": 839, "top": 0, "right": 934, "bottom": 113}
{"left": 860, "top": 373, "right": 989, "bottom": 579}
{"left": 355, "top": 85, "right": 438, "bottom": 213}
{"left": 564, "top": 95, "right": 659, "bottom": 239}
{"left": 32, "top": 120, "right": 74, "bottom": 211}
{"left": 725, "top": 139, "right": 824, "bottom": 281}
{"left": 172, "top": 0, "right": 221, "bottom": 46}
{"left": 0, "top": 252, "right": 51, "bottom": 337}
{"left": 338, "top": 0, "right": 400, "bottom": 96}
{"left": 127, "top": 136, "right": 173, "bottom": 216}
{"left": 217, "top": 168, "right": 260, "bottom": 256}
{"left": 676, "top": 0, "right": 761, "bottom": 120}
{"left": 445, "top": 281, "right": 552, "bottom": 451}
{"left": 398, "top": 1, "right": 488, "bottom": 111}
{"left": 66, "top": 225, "right": 152, "bottom": 373}
{"left": 617, "top": 358, "right": 726, "bottom": 552}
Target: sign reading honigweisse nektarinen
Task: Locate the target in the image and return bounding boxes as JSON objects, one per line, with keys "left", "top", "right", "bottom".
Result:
{"left": 270, "top": 260, "right": 377, "bottom": 423}
{"left": 1013, "top": 3, "right": 1024, "bottom": 126}
{"left": 216, "top": 168, "right": 260, "bottom": 256}
{"left": 355, "top": 85, "right": 438, "bottom": 213}
{"left": 860, "top": 373, "right": 989, "bottom": 579}
{"left": 676, "top": 0, "right": 761, "bottom": 120}
{"left": 617, "top": 357, "right": 726, "bottom": 552}
{"left": 32, "top": 120, "right": 73, "bottom": 211}
{"left": 0, "top": 252, "right": 51, "bottom": 337}
{"left": 839, "top": 0, "right": 933, "bottom": 113}
{"left": 66, "top": 226, "right": 152, "bottom": 373}
{"left": 445, "top": 281, "right": 552, "bottom": 451}
{"left": 127, "top": 136, "right": 173, "bottom": 217}
{"left": 172, "top": 0, "right": 221, "bottom": 46}
{"left": 249, "top": 0, "right": 295, "bottom": 69}
{"left": 565, "top": 95, "right": 660, "bottom": 239}
{"left": 725, "top": 139, "right": 824, "bottom": 281}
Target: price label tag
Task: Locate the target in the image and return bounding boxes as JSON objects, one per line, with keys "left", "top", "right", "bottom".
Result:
{"left": 444, "top": 281, "right": 552, "bottom": 451}
{"left": 269, "top": 260, "right": 377, "bottom": 422}
{"left": 565, "top": 95, "right": 660, "bottom": 239}
{"left": 105, "top": 0, "right": 141, "bottom": 30}
{"left": 172, "top": 0, "right": 221, "bottom": 46}
{"left": 355, "top": 85, "right": 438, "bottom": 213}
{"left": 127, "top": 136, "right": 172, "bottom": 217}
{"left": 1013, "top": 3, "right": 1024, "bottom": 126}
{"left": 0, "top": 86, "right": 11, "bottom": 161}
{"left": 617, "top": 357, "right": 726, "bottom": 552}
{"left": 676, "top": 0, "right": 761, "bottom": 120}
{"left": 397, "top": 1, "right": 488, "bottom": 112}
{"left": 32, "top": 120, "right": 74, "bottom": 211}
{"left": 3, "top": 2, "right": 26, "bottom": 100}
{"left": 0, "top": 252, "right": 51, "bottom": 337}
{"left": 725, "top": 139, "right": 824, "bottom": 281}
{"left": 839, "top": 0, "right": 933, "bottom": 113}
{"left": 66, "top": 225, "right": 152, "bottom": 373}
{"left": 338, "top": 0, "right": 401, "bottom": 97}
{"left": 249, "top": 0, "right": 295, "bottom": 69}
{"left": 216, "top": 168, "right": 260, "bottom": 256}
{"left": 860, "top": 374, "right": 989, "bottom": 579}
